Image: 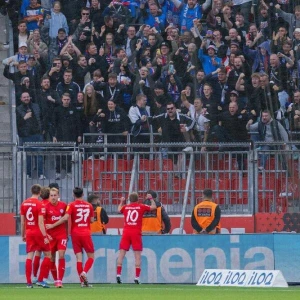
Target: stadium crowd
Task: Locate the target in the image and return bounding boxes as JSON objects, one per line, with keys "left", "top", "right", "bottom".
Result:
{"left": 2, "top": 0, "right": 300, "bottom": 177}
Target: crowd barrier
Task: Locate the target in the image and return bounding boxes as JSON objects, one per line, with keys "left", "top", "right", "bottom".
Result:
{"left": 17, "top": 140, "right": 300, "bottom": 218}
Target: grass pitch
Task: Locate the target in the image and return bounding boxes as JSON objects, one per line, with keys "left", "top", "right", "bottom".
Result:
{"left": 0, "top": 284, "right": 300, "bottom": 300}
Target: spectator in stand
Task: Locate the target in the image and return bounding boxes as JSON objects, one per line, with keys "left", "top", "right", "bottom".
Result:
{"left": 46, "top": 56, "right": 64, "bottom": 89}
{"left": 129, "top": 93, "right": 152, "bottom": 149}
{"left": 198, "top": 43, "right": 222, "bottom": 75}
{"left": 153, "top": 81, "right": 174, "bottom": 112}
{"left": 269, "top": 53, "right": 289, "bottom": 113}
{"left": 85, "top": 43, "right": 109, "bottom": 79}
{"left": 89, "top": 0, "right": 105, "bottom": 30}
{"left": 149, "top": 101, "right": 195, "bottom": 170}
{"left": 181, "top": 92, "right": 210, "bottom": 149}
{"left": 227, "top": 55, "right": 251, "bottom": 106}
{"left": 42, "top": 1, "right": 69, "bottom": 43}
{"left": 81, "top": 85, "right": 100, "bottom": 143}
{"left": 162, "top": 73, "right": 183, "bottom": 107}
{"left": 73, "top": 55, "right": 92, "bottom": 90}
{"left": 52, "top": 93, "right": 82, "bottom": 179}
{"left": 3, "top": 60, "right": 35, "bottom": 105}
{"left": 93, "top": 72, "right": 128, "bottom": 110}
{"left": 56, "top": 69, "right": 81, "bottom": 104}
{"left": 88, "top": 194, "right": 109, "bottom": 235}
{"left": 91, "top": 99, "right": 131, "bottom": 153}
{"left": 2, "top": 42, "right": 29, "bottom": 73}
{"left": 26, "top": 29, "right": 48, "bottom": 66}
{"left": 142, "top": 190, "right": 171, "bottom": 235}
{"left": 275, "top": 4, "right": 300, "bottom": 39}
{"left": 141, "top": 3, "right": 166, "bottom": 33}
{"left": 60, "top": 0, "right": 82, "bottom": 34}
{"left": 169, "top": 0, "right": 212, "bottom": 33}
{"left": 37, "top": 76, "right": 61, "bottom": 141}
{"left": 21, "top": 0, "right": 44, "bottom": 32}
{"left": 16, "top": 92, "right": 46, "bottom": 180}
{"left": 19, "top": 76, "right": 37, "bottom": 105}
{"left": 287, "top": 90, "right": 300, "bottom": 141}
{"left": 246, "top": 110, "right": 289, "bottom": 171}
{"left": 72, "top": 7, "right": 93, "bottom": 53}
{"left": 102, "top": 0, "right": 132, "bottom": 25}
{"left": 115, "top": 25, "right": 137, "bottom": 63}
{"left": 13, "top": 20, "right": 29, "bottom": 54}
{"left": 191, "top": 188, "right": 221, "bottom": 234}
{"left": 243, "top": 39, "right": 271, "bottom": 74}
{"left": 60, "top": 36, "right": 82, "bottom": 62}
{"left": 201, "top": 83, "right": 222, "bottom": 128}
{"left": 212, "top": 101, "right": 249, "bottom": 170}
{"left": 271, "top": 26, "right": 289, "bottom": 54}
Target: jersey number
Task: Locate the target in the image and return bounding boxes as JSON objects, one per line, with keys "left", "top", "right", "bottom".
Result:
{"left": 126, "top": 209, "right": 139, "bottom": 223}
{"left": 26, "top": 207, "right": 34, "bottom": 221}
{"left": 75, "top": 208, "right": 90, "bottom": 223}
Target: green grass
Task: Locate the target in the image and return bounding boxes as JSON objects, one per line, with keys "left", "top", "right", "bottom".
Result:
{"left": 0, "top": 284, "right": 300, "bottom": 300}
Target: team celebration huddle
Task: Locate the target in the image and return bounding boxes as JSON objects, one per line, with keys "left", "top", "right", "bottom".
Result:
{"left": 20, "top": 184, "right": 159, "bottom": 288}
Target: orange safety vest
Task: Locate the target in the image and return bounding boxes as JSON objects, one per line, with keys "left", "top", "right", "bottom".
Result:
{"left": 193, "top": 200, "right": 219, "bottom": 234}
{"left": 90, "top": 206, "right": 106, "bottom": 234}
{"left": 142, "top": 207, "right": 162, "bottom": 234}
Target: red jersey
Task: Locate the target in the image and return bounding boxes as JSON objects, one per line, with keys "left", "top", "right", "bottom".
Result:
{"left": 20, "top": 197, "right": 45, "bottom": 236}
{"left": 120, "top": 202, "right": 151, "bottom": 232}
{"left": 41, "top": 199, "right": 49, "bottom": 206}
{"left": 66, "top": 200, "right": 94, "bottom": 236}
{"left": 44, "top": 201, "right": 67, "bottom": 238}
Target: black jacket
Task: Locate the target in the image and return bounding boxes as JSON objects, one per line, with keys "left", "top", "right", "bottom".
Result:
{"left": 16, "top": 102, "right": 43, "bottom": 137}
{"left": 52, "top": 105, "right": 82, "bottom": 141}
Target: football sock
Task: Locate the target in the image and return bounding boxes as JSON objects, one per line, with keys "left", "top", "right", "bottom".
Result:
{"left": 83, "top": 258, "right": 94, "bottom": 274}
{"left": 117, "top": 265, "right": 122, "bottom": 276}
{"left": 25, "top": 259, "right": 32, "bottom": 284}
{"left": 38, "top": 257, "right": 51, "bottom": 282}
{"left": 77, "top": 262, "right": 83, "bottom": 278}
{"left": 135, "top": 267, "right": 141, "bottom": 278}
{"left": 50, "top": 261, "right": 58, "bottom": 281}
{"left": 58, "top": 258, "right": 65, "bottom": 281}
{"left": 33, "top": 255, "right": 40, "bottom": 277}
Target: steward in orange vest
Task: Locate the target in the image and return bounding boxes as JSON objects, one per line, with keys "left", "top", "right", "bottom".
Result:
{"left": 88, "top": 194, "right": 109, "bottom": 234}
{"left": 191, "top": 188, "right": 221, "bottom": 234}
{"left": 142, "top": 190, "right": 171, "bottom": 234}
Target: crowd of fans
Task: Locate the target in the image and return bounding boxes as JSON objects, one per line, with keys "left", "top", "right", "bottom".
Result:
{"left": 2, "top": 0, "right": 300, "bottom": 168}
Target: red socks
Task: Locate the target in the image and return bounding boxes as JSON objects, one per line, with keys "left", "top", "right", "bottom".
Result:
{"left": 25, "top": 259, "right": 32, "bottom": 284}
{"left": 77, "top": 262, "right": 83, "bottom": 277}
{"left": 117, "top": 265, "right": 122, "bottom": 276}
{"left": 136, "top": 267, "right": 141, "bottom": 278}
{"left": 32, "top": 256, "right": 40, "bottom": 277}
{"left": 83, "top": 258, "right": 94, "bottom": 274}
{"left": 58, "top": 258, "right": 65, "bottom": 281}
{"left": 50, "top": 261, "right": 58, "bottom": 281}
{"left": 38, "top": 257, "right": 51, "bottom": 282}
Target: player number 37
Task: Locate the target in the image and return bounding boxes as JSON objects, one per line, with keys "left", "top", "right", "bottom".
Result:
{"left": 75, "top": 208, "right": 90, "bottom": 223}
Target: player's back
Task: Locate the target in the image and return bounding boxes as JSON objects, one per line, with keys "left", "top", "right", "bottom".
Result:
{"left": 20, "top": 197, "right": 43, "bottom": 236}
{"left": 121, "top": 202, "right": 151, "bottom": 231}
{"left": 67, "top": 200, "right": 93, "bottom": 236}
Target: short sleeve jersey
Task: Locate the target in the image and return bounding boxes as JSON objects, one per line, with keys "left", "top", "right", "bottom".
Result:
{"left": 120, "top": 202, "right": 151, "bottom": 231}
{"left": 20, "top": 197, "right": 45, "bottom": 236}
{"left": 44, "top": 201, "right": 67, "bottom": 238}
{"left": 66, "top": 200, "right": 94, "bottom": 236}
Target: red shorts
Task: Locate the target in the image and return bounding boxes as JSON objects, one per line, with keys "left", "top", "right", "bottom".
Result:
{"left": 26, "top": 234, "right": 50, "bottom": 253}
{"left": 71, "top": 235, "right": 94, "bottom": 254}
{"left": 50, "top": 236, "right": 68, "bottom": 253}
{"left": 119, "top": 230, "right": 142, "bottom": 251}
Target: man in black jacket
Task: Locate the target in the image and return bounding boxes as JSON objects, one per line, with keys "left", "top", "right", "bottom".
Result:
{"left": 52, "top": 93, "right": 82, "bottom": 179}
{"left": 37, "top": 76, "right": 60, "bottom": 141}
{"left": 16, "top": 92, "right": 46, "bottom": 179}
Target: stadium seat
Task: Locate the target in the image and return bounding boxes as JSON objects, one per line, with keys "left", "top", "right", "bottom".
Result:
{"left": 83, "top": 159, "right": 105, "bottom": 182}
{"left": 129, "top": 158, "right": 154, "bottom": 171}
{"left": 92, "top": 175, "right": 116, "bottom": 191}
{"left": 106, "top": 158, "right": 128, "bottom": 172}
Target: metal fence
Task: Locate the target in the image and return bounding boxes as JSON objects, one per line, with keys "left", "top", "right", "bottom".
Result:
{"left": 14, "top": 141, "right": 300, "bottom": 217}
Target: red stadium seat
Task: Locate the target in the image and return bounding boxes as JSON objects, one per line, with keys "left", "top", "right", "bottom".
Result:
{"left": 93, "top": 175, "right": 116, "bottom": 191}
{"left": 83, "top": 159, "right": 105, "bottom": 182}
